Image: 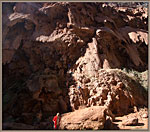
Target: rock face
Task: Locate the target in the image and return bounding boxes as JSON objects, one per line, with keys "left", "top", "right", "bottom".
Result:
{"left": 2, "top": 2, "right": 148, "bottom": 130}
{"left": 69, "top": 69, "right": 148, "bottom": 116}
{"left": 2, "top": 2, "right": 148, "bottom": 69}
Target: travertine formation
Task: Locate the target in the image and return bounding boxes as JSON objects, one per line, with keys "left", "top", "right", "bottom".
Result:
{"left": 2, "top": 2, "right": 148, "bottom": 130}
{"left": 69, "top": 69, "right": 147, "bottom": 115}
{"left": 60, "top": 106, "right": 108, "bottom": 130}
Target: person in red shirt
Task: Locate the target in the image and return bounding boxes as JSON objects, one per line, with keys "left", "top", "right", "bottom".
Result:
{"left": 53, "top": 113, "right": 61, "bottom": 129}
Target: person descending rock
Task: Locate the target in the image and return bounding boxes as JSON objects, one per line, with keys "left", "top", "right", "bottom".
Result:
{"left": 53, "top": 113, "right": 61, "bottom": 130}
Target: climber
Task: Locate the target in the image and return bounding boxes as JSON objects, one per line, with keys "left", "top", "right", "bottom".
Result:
{"left": 53, "top": 113, "right": 61, "bottom": 130}
{"left": 77, "top": 85, "right": 83, "bottom": 95}
{"left": 77, "top": 85, "right": 81, "bottom": 90}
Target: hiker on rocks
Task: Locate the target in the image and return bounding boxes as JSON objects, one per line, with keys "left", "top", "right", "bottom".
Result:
{"left": 77, "top": 85, "right": 83, "bottom": 94}
{"left": 77, "top": 85, "right": 86, "bottom": 105}
{"left": 53, "top": 113, "right": 61, "bottom": 130}
{"left": 77, "top": 85, "right": 81, "bottom": 90}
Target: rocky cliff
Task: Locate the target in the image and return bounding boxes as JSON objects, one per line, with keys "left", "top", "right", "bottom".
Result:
{"left": 2, "top": 2, "right": 148, "bottom": 130}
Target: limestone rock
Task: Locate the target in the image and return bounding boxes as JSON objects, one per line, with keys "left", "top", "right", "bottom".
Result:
{"left": 2, "top": 2, "right": 148, "bottom": 130}
{"left": 59, "top": 106, "right": 112, "bottom": 130}
{"left": 142, "top": 113, "right": 148, "bottom": 118}
{"left": 122, "top": 118, "right": 138, "bottom": 126}
{"left": 69, "top": 69, "right": 148, "bottom": 116}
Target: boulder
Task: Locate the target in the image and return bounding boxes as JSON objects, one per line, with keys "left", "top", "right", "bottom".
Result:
{"left": 59, "top": 106, "right": 113, "bottom": 130}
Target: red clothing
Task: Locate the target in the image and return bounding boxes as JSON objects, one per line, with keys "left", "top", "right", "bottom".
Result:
{"left": 53, "top": 115, "right": 58, "bottom": 129}
{"left": 53, "top": 115, "right": 61, "bottom": 129}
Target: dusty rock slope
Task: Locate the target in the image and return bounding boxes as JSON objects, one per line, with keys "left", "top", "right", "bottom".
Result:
{"left": 2, "top": 2, "right": 148, "bottom": 130}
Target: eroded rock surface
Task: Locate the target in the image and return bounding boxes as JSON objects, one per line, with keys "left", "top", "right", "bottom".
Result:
{"left": 69, "top": 69, "right": 148, "bottom": 116}
{"left": 59, "top": 106, "right": 113, "bottom": 130}
{"left": 2, "top": 2, "right": 148, "bottom": 130}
